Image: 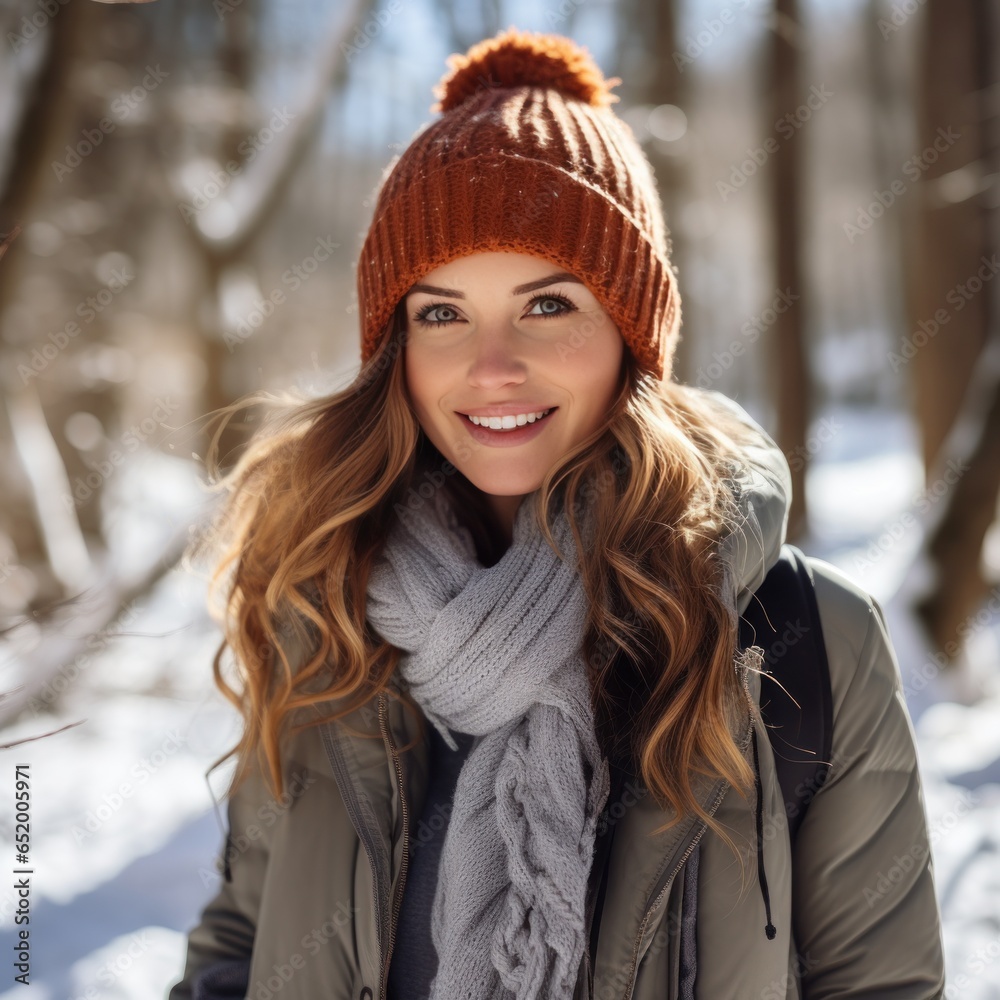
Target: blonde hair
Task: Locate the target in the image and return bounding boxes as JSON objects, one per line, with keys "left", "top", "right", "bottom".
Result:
{"left": 188, "top": 298, "right": 766, "bottom": 849}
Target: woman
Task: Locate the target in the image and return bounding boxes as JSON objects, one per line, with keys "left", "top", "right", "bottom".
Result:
{"left": 168, "top": 27, "right": 945, "bottom": 1000}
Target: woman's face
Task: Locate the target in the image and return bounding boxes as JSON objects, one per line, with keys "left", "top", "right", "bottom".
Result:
{"left": 403, "top": 250, "right": 624, "bottom": 536}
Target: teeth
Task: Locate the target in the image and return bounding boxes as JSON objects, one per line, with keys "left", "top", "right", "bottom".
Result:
{"left": 467, "top": 408, "right": 552, "bottom": 430}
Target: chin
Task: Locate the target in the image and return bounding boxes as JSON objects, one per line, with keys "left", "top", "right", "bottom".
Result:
{"left": 464, "top": 468, "right": 545, "bottom": 498}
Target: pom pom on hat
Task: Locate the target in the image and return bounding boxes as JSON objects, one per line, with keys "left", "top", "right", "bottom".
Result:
{"left": 358, "top": 26, "right": 681, "bottom": 380}
{"left": 431, "top": 25, "right": 622, "bottom": 113}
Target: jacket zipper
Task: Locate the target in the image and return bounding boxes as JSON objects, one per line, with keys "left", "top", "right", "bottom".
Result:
{"left": 317, "top": 721, "right": 388, "bottom": 993}
{"left": 617, "top": 783, "right": 727, "bottom": 1000}
{"left": 378, "top": 692, "right": 410, "bottom": 999}
{"left": 619, "top": 697, "right": 755, "bottom": 1000}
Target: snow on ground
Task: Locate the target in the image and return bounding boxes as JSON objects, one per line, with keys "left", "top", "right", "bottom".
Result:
{"left": 0, "top": 405, "right": 997, "bottom": 999}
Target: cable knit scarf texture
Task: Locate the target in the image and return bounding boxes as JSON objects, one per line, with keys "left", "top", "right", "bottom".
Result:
{"left": 365, "top": 488, "right": 611, "bottom": 1000}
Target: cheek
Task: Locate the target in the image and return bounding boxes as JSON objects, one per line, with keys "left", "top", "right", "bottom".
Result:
{"left": 404, "top": 345, "right": 434, "bottom": 415}
{"left": 404, "top": 345, "right": 458, "bottom": 426}
{"left": 564, "top": 321, "right": 623, "bottom": 399}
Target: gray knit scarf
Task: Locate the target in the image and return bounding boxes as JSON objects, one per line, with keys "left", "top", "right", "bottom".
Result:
{"left": 365, "top": 486, "right": 611, "bottom": 1000}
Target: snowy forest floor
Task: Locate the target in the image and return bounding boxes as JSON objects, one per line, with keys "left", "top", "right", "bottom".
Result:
{"left": 0, "top": 402, "right": 998, "bottom": 1000}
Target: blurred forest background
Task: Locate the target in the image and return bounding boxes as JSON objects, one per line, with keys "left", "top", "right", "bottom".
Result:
{"left": 0, "top": 0, "right": 999, "bottom": 997}
{"left": 1, "top": 0, "right": 999, "bottom": 690}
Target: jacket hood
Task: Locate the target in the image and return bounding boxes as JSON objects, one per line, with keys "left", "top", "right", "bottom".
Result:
{"left": 699, "top": 388, "right": 793, "bottom": 616}
{"left": 688, "top": 388, "right": 793, "bottom": 949}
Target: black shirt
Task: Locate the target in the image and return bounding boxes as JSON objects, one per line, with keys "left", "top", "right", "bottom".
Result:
{"left": 386, "top": 723, "right": 477, "bottom": 1000}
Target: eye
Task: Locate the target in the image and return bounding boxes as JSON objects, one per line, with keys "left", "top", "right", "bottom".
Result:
{"left": 412, "top": 302, "right": 462, "bottom": 327}
{"left": 524, "top": 292, "right": 576, "bottom": 318}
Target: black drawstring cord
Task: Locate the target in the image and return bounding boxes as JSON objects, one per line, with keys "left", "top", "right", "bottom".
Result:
{"left": 751, "top": 727, "right": 777, "bottom": 940}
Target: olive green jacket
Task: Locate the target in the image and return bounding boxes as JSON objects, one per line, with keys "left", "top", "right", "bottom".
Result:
{"left": 167, "top": 394, "right": 945, "bottom": 1000}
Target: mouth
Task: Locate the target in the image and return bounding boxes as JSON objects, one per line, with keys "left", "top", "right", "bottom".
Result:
{"left": 457, "top": 407, "right": 557, "bottom": 431}
{"left": 455, "top": 406, "right": 558, "bottom": 447}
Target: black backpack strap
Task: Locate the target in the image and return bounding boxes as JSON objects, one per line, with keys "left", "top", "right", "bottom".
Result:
{"left": 738, "top": 543, "right": 834, "bottom": 845}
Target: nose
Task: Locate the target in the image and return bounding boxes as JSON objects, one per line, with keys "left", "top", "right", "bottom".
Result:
{"left": 465, "top": 324, "right": 529, "bottom": 390}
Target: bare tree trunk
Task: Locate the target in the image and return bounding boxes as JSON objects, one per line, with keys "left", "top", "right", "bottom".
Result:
{"left": 611, "top": 0, "right": 711, "bottom": 394}
{"left": 909, "top": 0, "right": 989, "bottom": 475}
{"left": 864, "top": 0, "right": 911, "bottom": 406}
{"left": 769, "top": 2, "right": 809, "bottom": 540}
{"left": 914, "top": 0, "right": 1000, "bottom": 657}
{"left": 629, "top": 0, "right": 691, "bottom": 385}
{"left": 197, "top": 0, "right": 259, "bottom": 471}
{"left": 160, "top": 0, "right": 370, "bottom": 471}
{"left": 915, "top": 373, "right": 1000, "bottom": 655}
{"left": 0, "top": 1, "right": 96, "bottom": 603}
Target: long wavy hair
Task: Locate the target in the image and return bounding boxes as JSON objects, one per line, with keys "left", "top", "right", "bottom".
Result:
{"left": 187, "top": 296, "right": 771, "bottom": 851}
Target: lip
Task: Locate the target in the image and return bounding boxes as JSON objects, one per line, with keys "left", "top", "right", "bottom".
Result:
{"left": 457, "top": 407, "right": 557, "bottom": 448}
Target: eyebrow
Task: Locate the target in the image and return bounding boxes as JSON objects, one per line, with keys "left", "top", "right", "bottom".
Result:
{"left": 406, "top": 271, "right": 584, "bottom": 299}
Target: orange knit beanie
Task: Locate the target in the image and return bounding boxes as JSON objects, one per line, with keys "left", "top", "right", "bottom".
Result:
{"left": 355, "top": 26, "right": 681, "bottom": 381}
